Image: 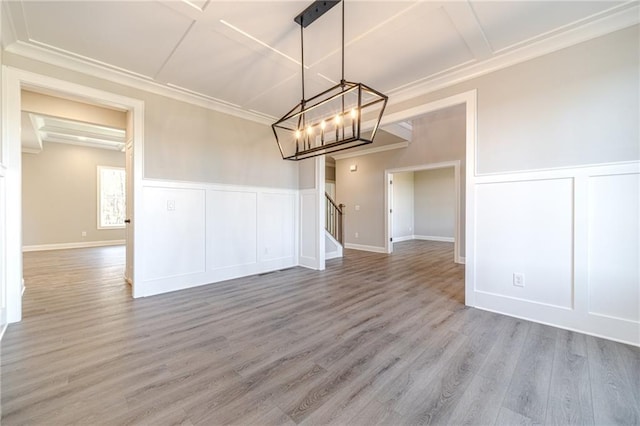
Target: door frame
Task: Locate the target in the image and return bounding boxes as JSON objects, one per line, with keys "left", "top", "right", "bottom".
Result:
{"left": 385, "top": 161, "right": 462, "bottom": 264}
{"left": 374, "top": 89, "right": 477, "bottom": 307}
{"left": 2, "top": 66, "right": 145, "bottom": 323}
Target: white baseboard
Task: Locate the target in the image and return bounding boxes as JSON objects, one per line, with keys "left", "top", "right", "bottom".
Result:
{"left": 0, "top": 323, "right": 7, "bottom": 341}
{"left": 23, "top": 240, "right": 126, "bottom": 252}
{"left": 344, "top": 243, "right": 387, "bottom": 253}
{"left": 413, "top": 235, "right": 455, "bottom": 243}
{"left": 391, "top": 235, "right": 414, "bottom": 242}
{"left": 457, "top": 256, "right": 466, "bottom": 264}
{"left": 326, "top": 251, "right": 342, "bottom": 260}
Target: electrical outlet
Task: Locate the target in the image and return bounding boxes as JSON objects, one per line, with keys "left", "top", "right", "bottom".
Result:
{"left": 513, "top": 272, "right": 525, "bottom": 287}
{"left": 355, "top": 205, "right": 360, "bottom": 211}
{"left": 167, "top": 200, "right": 176, "bottom": 211}
{"left": 355, "top": 232, "right": 359, "bottom": 238}
{"left": 81, "top": 231, "right": 87, "bottom": 237}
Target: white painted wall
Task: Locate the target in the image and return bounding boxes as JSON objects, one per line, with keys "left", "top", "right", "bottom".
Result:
{"left": 391, "top": 172, "right": 414, "bottom": 240}
{"left": 137, "top": 180, "right": 298, "bottom": 297}
{"left": 0, "top": 2, "right": 6, "bottom": 334}
{"left": 299, "top": 156, "right": 325, "bottom": 270}
{"left": 472, "top": 163, "right": 640, "bottom": 345}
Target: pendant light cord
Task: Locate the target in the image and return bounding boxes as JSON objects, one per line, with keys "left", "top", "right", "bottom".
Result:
{"left": 341, "top": 0, "right": 345, "bottom": 83}
{"left": 301, "top": 22, "right": 305, "bottom": 101}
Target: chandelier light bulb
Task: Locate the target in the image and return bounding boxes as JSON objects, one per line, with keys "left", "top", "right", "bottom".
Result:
{"left": 295, "top": 129, "right": 301, "bottom": 139}
{"left": 320, "top": 120, "right": 326, "bottom": 129}
{"left": 351, "top": 108, "right": 357, "bottom": 118}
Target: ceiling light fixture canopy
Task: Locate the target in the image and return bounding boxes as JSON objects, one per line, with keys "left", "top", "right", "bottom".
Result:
{"left": 272, "top": 0, "right": 388, "bottom": 161}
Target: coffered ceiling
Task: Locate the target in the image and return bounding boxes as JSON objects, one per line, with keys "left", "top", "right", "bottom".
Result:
{"left": 2, "top": 1, "right": 637, "bottom": 122}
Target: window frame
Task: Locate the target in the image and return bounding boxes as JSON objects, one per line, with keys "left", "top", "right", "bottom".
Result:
{"left": 97, "top": 165, "right": 126, "bottom": 230}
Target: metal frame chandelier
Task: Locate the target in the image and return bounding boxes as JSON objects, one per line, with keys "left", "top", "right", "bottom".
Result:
{"left": 272, "top": 0, "right": 388, "bottom": 161}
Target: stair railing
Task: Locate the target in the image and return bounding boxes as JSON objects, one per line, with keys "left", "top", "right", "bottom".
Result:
{"left": 325, "top": 192, "right": 344, "bottom": 245}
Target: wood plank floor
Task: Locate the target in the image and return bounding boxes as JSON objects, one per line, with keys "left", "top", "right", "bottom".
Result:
{"left": 2, "top": 241, "right": 639, "bottom": 425}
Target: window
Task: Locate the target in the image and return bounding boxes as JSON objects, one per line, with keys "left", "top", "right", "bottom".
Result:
{"left": 98, "top": 166, "right": 125, "bottom": 229}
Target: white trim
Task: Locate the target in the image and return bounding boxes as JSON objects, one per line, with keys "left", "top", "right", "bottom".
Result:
{"left": 391, "top": 235, "right": 455, "bottom": 243}
{"left": 414, "top": 235, "right": 455, "bottom": 243}
{"left": 325, "top": 230, "right": 343, "bottom": 260}
{"left": 0, "top": 324, "right": 7, "bottom": 341}
{"left": 2, "top": 2, "right": 636, "bottom": 129}
{"left": 385, "top": 158, "right": 465, "bottom": 265}
{"left": 4, "top": 41, "right": 274, "bottom": 126}
{"left": 22, "top": 240, "right": 125, "bottom": 252}
{"left": 141, "top": 177, "right": 297, "bottom": 194}
{"left": 344, "top": 243, "right": 387, "bottom": 254}
{"left": 391, "top": 235, "right": 413, "bottom": 243}
{"left": 332, "top": 142, "right": 409, "bottom": 160}
{"left": 475, "top": 160, "right": 640, "bottom": 183}
{"left": 474, "top": 305, "right": 637, "bottom": 348}
{"left": 386, "top": 2, "right": 639, "bottom": 108}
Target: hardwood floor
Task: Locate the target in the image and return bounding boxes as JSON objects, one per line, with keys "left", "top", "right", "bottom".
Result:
{"left": 2, "top": 241, "right": 639, "bottom": 425}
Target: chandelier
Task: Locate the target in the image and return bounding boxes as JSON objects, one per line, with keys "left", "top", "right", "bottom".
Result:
{"left": 272, "top": 0, "right": 388, "bottom": 161}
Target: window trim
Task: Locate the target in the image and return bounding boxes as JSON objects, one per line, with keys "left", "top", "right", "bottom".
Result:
{"left": 97, "top": 165, "right": 126, "bottom": 230}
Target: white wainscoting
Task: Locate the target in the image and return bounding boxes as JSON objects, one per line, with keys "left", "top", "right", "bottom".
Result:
{"left": 471, "top": 161, "right": 640, "bottom": 346}
{"left": 136, "top": 179, "right": 298, "bottom": 297}
{"left": 0, "top": 165, "right": 7, "bottom": 336}
{"left": 299, "top": 189, "right": 319, "bottom": 269}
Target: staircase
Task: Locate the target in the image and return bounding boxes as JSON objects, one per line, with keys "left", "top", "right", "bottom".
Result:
{"left": 325, "top": 192, "right": 344, "bottom": 259}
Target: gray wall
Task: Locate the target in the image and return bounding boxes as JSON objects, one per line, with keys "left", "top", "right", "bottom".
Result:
{"left": 336, "top": 104, "right": 465, "bottom": 249}
{"left": 298, "top": 158, "right": 316, "bottom": 189}
{"left": 336, "top": 25, "right": 638, "bottom": 252}
{"left": 391, "top": 172, "right": 414, "bottom": 239}
{"left": 414, "top": 168, "right": 455, "bottom": 239}
{"left": 388, "top": 25, "right": 639, "bottom": 174}
{"left": 22, "top": 143, "right": 126, "bottom": 246}
{"left": 4, "top": 52, "right": 298, "bottom": 190}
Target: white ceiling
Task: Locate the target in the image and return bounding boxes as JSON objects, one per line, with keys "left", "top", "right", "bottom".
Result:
{"left": 3, "top": 1, "right": 637, "bottom": 122}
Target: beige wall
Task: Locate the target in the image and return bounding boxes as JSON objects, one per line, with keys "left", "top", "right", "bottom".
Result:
{"left": 336, "top": 104, "right": 465, "bottom": 249}
{"left": 22, "top": 143, "right": 125, "bottom": 246}
{"left": 4, "top": 52, "right": 298, "bottom": 189}
{"left": 22, "top": 90, "right": 126, "bottom": 128}
{"left": 325, "top": 164, "right": 336, "bottom": 182}
{"left": 414, "top": 168, "right": 455, "bottom": 239}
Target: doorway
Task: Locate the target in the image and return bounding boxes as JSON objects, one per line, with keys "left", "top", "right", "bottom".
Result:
{"left": 3, "top": 68, "right": 144, "bottom": 323}
{"left": 386, "top": 161, "right": 462, "bottom": 264}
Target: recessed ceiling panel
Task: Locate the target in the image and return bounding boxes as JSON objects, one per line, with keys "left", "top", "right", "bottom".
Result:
{"left": 197, "top": 2, "right": 414, "bottom": 69}
{"left": 469, "top": 1, "right": 623, "bottom": 52}
{"left": 156, "top": 21, "right": 298, "bottom": 107}
{"left": 21, "top": 1, "right": 194, "bottom": 78}
{"left": 245, "top": 73, "right": 333, "bottom": 118}
{"left": 314, "top": 3, "right": 475, "bottom": 93}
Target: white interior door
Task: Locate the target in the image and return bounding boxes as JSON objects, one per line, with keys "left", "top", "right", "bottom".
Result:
{"left": 388, "top": 173, "right": 394, "bottom": 252}
{"left": 124, "top": 112, "right": 134, "bottom": 283}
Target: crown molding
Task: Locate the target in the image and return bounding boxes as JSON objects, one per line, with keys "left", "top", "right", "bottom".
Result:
{"left": 4, "top": 40, "right": 274, "bottom": 126}
{"left": 387, "top": 2, "right": 639, "bottom": 108}
{"left": 2, "top": 1, "right": 637, "bottom": 128}
{"left": 332, "top": 141, "right": 408, "bottom": 161}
